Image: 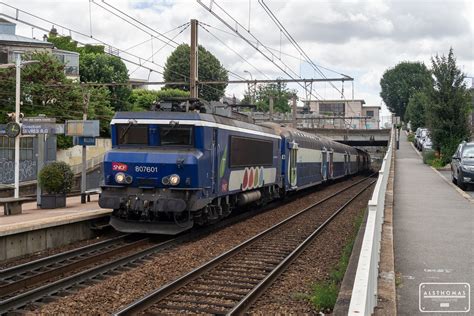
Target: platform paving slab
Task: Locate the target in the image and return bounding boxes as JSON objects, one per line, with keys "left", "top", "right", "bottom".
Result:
{"left": 394, "top": 135, "right": 474, "bottom": 315}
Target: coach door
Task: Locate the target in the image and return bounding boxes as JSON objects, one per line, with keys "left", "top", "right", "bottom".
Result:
{"left": 344, "top": 152, "right": 349, "bottom": 175}
{"left": 321, "top": 150, "right": 328, "bottom": 181}
{"left": 288, "top": 141, "right": 298, "bottom": 187}
{"left": 329, "top": 150, "right": 334, "bottom": 178}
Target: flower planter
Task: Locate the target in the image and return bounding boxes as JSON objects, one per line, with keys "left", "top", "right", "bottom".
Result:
{"left": 40, "top": 194, "right": 66, "bottom": 209}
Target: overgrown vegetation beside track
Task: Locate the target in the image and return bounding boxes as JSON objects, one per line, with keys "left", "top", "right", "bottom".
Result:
{"left": 309, "top": 209, "right": 365, "bottom": 313}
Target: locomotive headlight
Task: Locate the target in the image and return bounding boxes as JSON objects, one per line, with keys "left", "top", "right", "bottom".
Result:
{"left": 115, "top": 172, "right": 126, "bottom": 183}
{"left": 169, "top": 174, "right": 180, "bottom": 186}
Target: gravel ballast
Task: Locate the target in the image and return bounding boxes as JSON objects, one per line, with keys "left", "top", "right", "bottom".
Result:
{"left": 39, "top": 176, "right": 370, "bottom": 314}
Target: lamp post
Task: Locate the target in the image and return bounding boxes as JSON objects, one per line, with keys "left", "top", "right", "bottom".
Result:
{"left": 1, "top": 53, "right": 39, "bottom": 198}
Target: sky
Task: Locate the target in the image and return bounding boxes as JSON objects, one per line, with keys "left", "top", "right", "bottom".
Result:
{"left": 2, "top": 0, "right": 473, "bottom": 119}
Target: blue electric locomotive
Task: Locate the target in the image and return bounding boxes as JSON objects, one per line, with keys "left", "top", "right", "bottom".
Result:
{"left": 99, "top": 106, "right": 370, "bottom": 235}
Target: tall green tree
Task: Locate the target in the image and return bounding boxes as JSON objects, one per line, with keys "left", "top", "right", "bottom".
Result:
{"left": 380, "top": 62, "right": 432, "bottom": 120}
{"left": 406, "top": 91, "right": 429, "bottom": 131}
{"left": 163, "top": 44, "right": 228, "bottom": 101}
{"left": 47, "top": 34, "right": 130, "bottom": 111}
{"left": 79, "top": 53, "right": 131, "bottom": 111}
{"left": 426, "top": 48, "right": 471, "bottom": 164}
{"left": 0, "top": 52, "right": 83, "bottom": 123}
{"left": 242, "top": 82, "right": 296, "bottom": 113}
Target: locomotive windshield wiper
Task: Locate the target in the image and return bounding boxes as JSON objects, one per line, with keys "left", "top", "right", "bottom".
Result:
{"left": 120, "top": 119, "right": 137, "bottom": 142}
{"left": 162, "top": 120, "right": 179, "bottom": 136}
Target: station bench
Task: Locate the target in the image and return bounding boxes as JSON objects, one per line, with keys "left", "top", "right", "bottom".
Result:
{"left": 83, "top": 188, "right": 101, "bottom": 203}
{"left": 0, "top": 197, "right": 35, "bottom": 215}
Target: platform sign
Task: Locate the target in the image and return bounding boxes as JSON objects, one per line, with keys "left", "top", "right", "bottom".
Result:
{"left": 0, "top": 125, "right": 6, "bottom": 135}
{"left": 65, "top": 120, "right": 100, "bottom": 137}
{"left": 21, "top": 123, "right": 57, "bottom": 135}
{"left": 73, "top": 136, "right": 96, "bottom": 146}
{"left": 21, "top": 117, "right": 57, "bottom": 135}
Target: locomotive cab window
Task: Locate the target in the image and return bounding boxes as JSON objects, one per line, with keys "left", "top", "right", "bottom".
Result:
{"left": 160, "top": 126, "right": 193, "bottom": 146}
{"left": 229, "top": 136, "right": 273, "bottom": 167}
{"left": 116, "top": 124, "right": 148, "bottom": 145}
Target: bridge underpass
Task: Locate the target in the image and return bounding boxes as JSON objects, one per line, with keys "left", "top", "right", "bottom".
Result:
{"left": 301, "top": 128, "right": 391, "bottom": 168}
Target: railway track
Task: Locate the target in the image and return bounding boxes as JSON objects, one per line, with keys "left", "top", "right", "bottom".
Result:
{"left": 0, "top": 175, "right": 372, "bottom": 314}
{"left": 115, "top": 175, "right": 376, "bottom": 315}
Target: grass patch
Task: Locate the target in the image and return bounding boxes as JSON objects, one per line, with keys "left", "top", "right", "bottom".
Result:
{"left": 309, "top": 210, "right": 365, "bottom": 312}
{"left": 407, "top": 132, "right": 415, "bottom": 143}
{"left": 429, "top": 157, "right": 445, "bottom": 169}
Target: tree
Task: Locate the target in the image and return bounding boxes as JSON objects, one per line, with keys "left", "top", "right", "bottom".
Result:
{"left": 405, "top": 91, "right": 429, "bottom": 131}
{"left": 380, "top": 62, "right": 432, "bottom": 120}
{"left": 0, "top": 52, "right": 83, "bottom": 124}
{"left": 163, "top": 44, "right": 228, "bottom": 101}
{"left": 426, "top": 48, "right": 471, "bottom": 164}
{"left": 47, "top": 34, "right": 130, "bottom": 111}
{"left": 242, "top": 82, "right": 296, "bottom": 113}
{"left": 79, "top": 53, "right": 131, "bottom": 111}
{"left": 129, "top": 88, "right": 190, "bottom": 111}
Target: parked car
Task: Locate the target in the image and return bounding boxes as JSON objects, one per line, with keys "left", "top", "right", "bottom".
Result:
{"left": 421, "top": 135, "right": 433, "bottom": 150}
{"left": 451, "top": 141, "right": 474, "bottom": 190}
{"left": 414, "top": 128, "right": 429, "bottom": 150}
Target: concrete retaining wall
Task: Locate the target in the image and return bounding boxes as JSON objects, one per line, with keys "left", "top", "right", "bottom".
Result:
{"left": 0, "top": 216, "right": 108, "bottom": 261}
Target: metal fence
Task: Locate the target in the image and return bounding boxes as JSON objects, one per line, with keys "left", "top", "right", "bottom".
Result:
{"left": 348, "top": 127, "right": 394, "bottom": 315}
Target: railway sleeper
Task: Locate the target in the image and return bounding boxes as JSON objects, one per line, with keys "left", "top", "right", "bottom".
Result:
{"left": 160, "top": 298, "right": 234, "bottom": 310}
{"left": 191, "top": 284, "right": 249, "bottom": 295}
{"left": 204, "top": 274, "right": 261, "bottom": 284}
{"left": 210, "top": 270, "right": 266, "bottom": 280}
{"left": 195, "top": 279, "right": 255, "bottom": 289}
{"left": 178, "top": 290, "right": 243, "bottom": 301}
{"left": 220, "top": 263, "right": 274, "bottom": 271}
{"left": 152, "top": 304, "right": 225, "bottom": 315}
{"left": 169, "top": 294, "right": 236, "bottom": 306}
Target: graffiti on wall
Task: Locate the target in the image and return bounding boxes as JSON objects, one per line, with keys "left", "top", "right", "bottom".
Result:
{"left": 0, "top": 159, "right": 37, "bottom": 184}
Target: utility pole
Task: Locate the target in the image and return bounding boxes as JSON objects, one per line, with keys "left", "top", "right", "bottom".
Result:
{"left": 269, "top": 96, "right": 274, "bottom": 121}
{"left": 80, "top": 88, "right": 90, "bottom": 204}
{"left": 190, "top": 19, "right": 198, "bottom": 98}
{"left": 14, "top": 53, "right": 21, "bottom": 199}
{"left": 292, "top": 94, "right": 297, "bottom": 128}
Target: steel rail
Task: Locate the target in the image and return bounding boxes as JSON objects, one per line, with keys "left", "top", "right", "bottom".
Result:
{"left": 114, "top": 174, "right": 376, "bottom": 315}
{"left": 229, "top": 180, "right": 376, "bottom": 315}
{"left": 0, "top": 234, "right": 129, "bottom": 280}
{"left": 0, "top": 237, "right": 149, "bottom": 298}
{"left": 0, "top": 237, "right": 177, "bottom": 314}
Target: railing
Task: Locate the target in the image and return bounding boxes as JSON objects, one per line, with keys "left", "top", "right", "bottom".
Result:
{"left": 348, "top": 128, "right": 395, "bottom": 315}
{"left": 70, "top": 153, "right": 105, "bottom": 175}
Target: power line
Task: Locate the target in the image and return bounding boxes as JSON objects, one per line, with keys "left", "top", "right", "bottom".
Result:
{"left": 199, "top": 22, "right": 270, "bottom": 80}
{"left": 196, "top": 0, "right": 323, "bottom": 100}
{"left": 91, "top": 0, "right": 180, "bottom": 48}
{"left": 258, "top": 0, "right": 351, "bottom": 98}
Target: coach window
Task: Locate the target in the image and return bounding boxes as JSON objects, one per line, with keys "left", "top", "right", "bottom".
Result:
{"left": 160, "top": 126, "right": 193, "bottom": 146}
{"left": 229, "top": 136, "right": 273, "bottom": 167}
{"left": 116, "top": 124, "right": 149, "bottom": 145}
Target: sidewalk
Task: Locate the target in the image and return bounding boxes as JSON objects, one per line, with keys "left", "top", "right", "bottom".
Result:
{"left": 393, "top": 135, "right": 474, "bottom": 315}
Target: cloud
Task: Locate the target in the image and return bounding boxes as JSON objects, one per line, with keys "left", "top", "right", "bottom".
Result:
{"left": 1, "top": 0, "right": 473, "bottom": 114}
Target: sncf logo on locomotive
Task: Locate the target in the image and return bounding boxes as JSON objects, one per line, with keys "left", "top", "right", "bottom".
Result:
{"left": 112, "top": 162, "right": 128, "bottom": 172}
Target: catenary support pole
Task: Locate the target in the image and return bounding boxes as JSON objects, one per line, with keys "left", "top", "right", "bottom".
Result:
{"left": 292, "top": 94, "right": 297, "bottom": 128}
{"left": 190, "top": 19, "right": 198, "bottom": 98}
{"left": 81, "top": 89, "right": 90, "bottom": 204}
{"left": 14, "top": 53, "right": 21, "bottom": 199}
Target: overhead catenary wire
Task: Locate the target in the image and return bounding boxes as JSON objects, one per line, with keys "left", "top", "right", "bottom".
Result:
{"left": 196, "top": 0, "right": 323, "bottom": 100}
{"left": 258, "top": 0, "right": 350, "bottom": 98}
{"left": 199, "top": 22, "right": 271, "bottom": 80}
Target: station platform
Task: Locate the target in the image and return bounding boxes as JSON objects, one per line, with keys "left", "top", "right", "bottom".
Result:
{"left": 393, "top": 134, "right": 474, "bottom": 314}
{"left": 0, "top": 195, "right": 111, "bottom": 260}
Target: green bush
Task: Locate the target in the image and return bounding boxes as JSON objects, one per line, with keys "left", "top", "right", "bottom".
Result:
{"left": 39, "top": 161, "right": 74, "bottom": 194}
{"left": 311, "top": 281, "right": 339, "bottom": 311}
{"left": 407, "top": 133, "right": 415, "bottom": 143}
{"left": 422, "top": 149, "right": 436, "bottom": 164}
